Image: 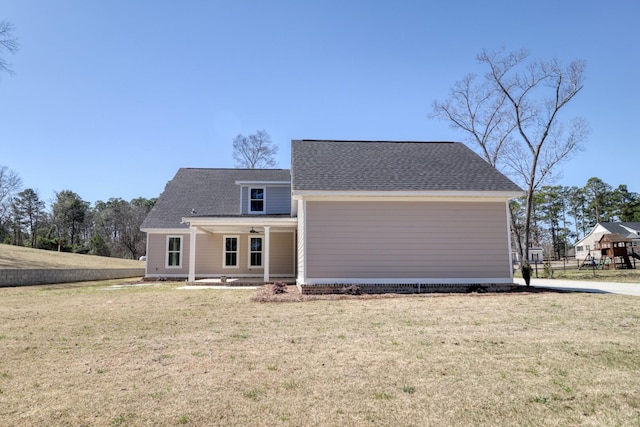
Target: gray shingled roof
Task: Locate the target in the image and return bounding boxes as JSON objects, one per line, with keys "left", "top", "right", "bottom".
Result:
{"left": 598, "top": 222, "right": 640, "bottom": 238}
{"left": 291, "top": 140, "right": 522, "bottom": 192}
{"left": 141, "top": 168, "right": 291, "bottom": 229}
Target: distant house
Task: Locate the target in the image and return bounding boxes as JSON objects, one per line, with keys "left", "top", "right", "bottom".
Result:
{"left": 141, "top": 140, "right": 523, "bottom": 293}
{"left": 574, "top": 222, "right": 640, "bottom": 262}
{"left": 512, "top": 244, "right": 544, "bottom": 265}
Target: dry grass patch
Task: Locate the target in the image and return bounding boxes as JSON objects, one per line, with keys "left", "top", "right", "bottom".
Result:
{"left": 0, "top": 244, "right": 144, "bottom": 269}
{"left": 0, "top": 281, "right": 639, "bottom": 426}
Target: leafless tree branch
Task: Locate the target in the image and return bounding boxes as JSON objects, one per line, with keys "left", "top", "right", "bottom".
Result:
{"left": 0, "top": 21, "right": 19, "bottom": 75}
{"left": 432, "top": 49, "right": 588, "bottom": 265}
{"left": 232, "top": 130, "right": 278, "bottom": 169}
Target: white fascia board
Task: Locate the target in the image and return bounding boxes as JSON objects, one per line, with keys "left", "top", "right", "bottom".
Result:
{"left": 620, "top": 224, "right": 640, "bottom": 234}
{"left": 292, "top": 190, "right": 524, "bottom": 202}
{"left": 141, "top": 228, "right": 190, "bottom": 234}
{"left": 235, "top": 181, "right": 290, "bottom": 186}
{"left": 182, "top": 216, "right": 298, "bottom": 227}
{"left": 303, "top": 277, "right": 515, "bottom": 285}
{"left": 574, "top": 223, "right": 602, "bottom": 246}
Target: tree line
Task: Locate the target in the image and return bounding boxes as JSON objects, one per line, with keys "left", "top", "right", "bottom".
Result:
{"left": 511, "top": 177, "right": 640, "bottom": 261}
{"left": 0, "top": 165, "right": 155, "bottom": 259}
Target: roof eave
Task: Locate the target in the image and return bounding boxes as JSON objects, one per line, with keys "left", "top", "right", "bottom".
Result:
{"left": 292, "top": 190, "right": 524, "bottom": 200}
{"left": 235, "top": 180, "right": 291, "bottom": 186}
{"left": 181, "top": 216, "right": 298, "bottom": 227}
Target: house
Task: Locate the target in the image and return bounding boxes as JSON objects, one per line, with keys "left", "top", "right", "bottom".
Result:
{"left": 574, "top": 222, "right": 640, "bottom": 263}
{"left": 140, "top": 168, "right": 297, "bottom": 281}
{"left": 141, "top": 140, "right": 523, "bottom": 293}
{"left": 511, "top": 243, "right": 544, "bottom": 265}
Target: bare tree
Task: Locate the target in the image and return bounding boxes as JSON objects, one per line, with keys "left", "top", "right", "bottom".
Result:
{"left": 432, "top": 73, "right": 516, "bottom": 168}
{"left": 232, "top": 130, "right": 278, "bottom": 168}
{"left": 433, "top": 49, "right": 588, "bottom": 269}
{"left": 0, "top": 20, "right": 18, "bottom": 75}
{"left": 0, "top": 165, "right": 22, "bottom": 240}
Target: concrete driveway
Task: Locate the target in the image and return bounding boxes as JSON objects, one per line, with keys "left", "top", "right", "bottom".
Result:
{"left": 513, "top": 277, "right": 640, "bottom": 296}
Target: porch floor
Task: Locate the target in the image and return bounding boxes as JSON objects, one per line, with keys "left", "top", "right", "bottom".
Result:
{"left": 192, "top": 277, "right": 296, "bottom": 286}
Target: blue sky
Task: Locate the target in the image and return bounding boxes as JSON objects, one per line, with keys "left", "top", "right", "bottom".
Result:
{"left": 1, "top": 0, "right": 638, "bottom": 205}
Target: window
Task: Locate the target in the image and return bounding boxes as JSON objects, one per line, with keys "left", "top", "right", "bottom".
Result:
{"left": 224, "top": 236, "right": 238, "bottom": 267}
{"left": 249, "top": 237, "right": 263, "bottom": 267}
{"left": 167, "top": 236, "right": 182, "bottom": 268}
{"left": 249, "top": 188, "right": 265, "bottom": 213}
{"left": 586, "top": 245, "right": 590, "bottom": 251}
{"left": 576, "top": 246, "right": 584, "bottom": 252}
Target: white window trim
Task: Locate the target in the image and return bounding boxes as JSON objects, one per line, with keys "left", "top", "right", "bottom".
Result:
{"left": 223, "top": 235, "right": 239, "bottom": 268}
{"left": 248, "top": 236, "right": 263, "bottom": 268}
{"left": 166, "top": 235, "right": 183, "bottom": 268}
{"left": 249, "top": 187, "right": 266, "bottom": 214}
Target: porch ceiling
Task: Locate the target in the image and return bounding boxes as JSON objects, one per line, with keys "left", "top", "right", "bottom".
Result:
{"left": 196, "top": 224, "right": 296, "bottom": 234}
{"left": 182, "top": 216, "right": 297, "bottom": 235}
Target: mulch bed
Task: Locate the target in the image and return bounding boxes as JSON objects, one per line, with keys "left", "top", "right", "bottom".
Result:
{"left": 251, "top": 283, "right": 568, "bottom": 302}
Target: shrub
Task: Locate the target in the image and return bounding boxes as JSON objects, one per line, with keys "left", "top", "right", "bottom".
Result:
{"left": 272, "top": 282, "right": 288, "bottom": 294}
{"left": 341, "top": 284, "right": 361, "bottom": 295}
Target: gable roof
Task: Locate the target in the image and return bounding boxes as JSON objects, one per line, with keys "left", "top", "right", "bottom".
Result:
{"left": 141, "top": 168, "right": 291, "bottom": 229}
{"left": 596, "top": 222, "right": 640, "bottom": 239}
{"left": 574, "top": 222, "right": 640, "bottom": 247}
{"left": 291, "top": 140, "right": 522, "bottom": 193}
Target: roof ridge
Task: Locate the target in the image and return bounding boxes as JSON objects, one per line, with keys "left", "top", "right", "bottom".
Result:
{"left": 295, "top": 140, "right": 458, "bottom": 144}
{"left": 179, "top": 167, "right": 290, "bottom": 171}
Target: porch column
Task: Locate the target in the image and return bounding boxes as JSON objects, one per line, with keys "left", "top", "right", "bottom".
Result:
{"left": 263, "top": 226, "right": 270, "bottom": 283}
{"left": 188, "top": 226, "right": 196, "bottom": 283}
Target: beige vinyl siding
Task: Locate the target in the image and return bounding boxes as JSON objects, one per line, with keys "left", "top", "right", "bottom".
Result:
{"left": 194, "top": 233, "right": 221, "bottom": 274}
{"left": 304, "top": 200, "right": 510, "bottom": 280}
{"left": 240, "top": 186, "right": 291, "bottom": 215}
{"left": 192, "top": 232, "right": 294, "bottom": 276}
{"left": 202, "top": 234, "right": 260, "bottom": 275}
{"left": 146, "top": 232, "right": 190, "bottom": 276}
{"left": 269, "top": 232, "right": 295, "bottom": 275}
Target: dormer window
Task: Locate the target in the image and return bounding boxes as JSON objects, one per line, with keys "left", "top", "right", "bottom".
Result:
{"left": 250, "top": 188, "right": 265, "bottom": 213}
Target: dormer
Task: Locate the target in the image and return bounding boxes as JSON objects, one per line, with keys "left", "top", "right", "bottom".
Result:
{"left": 235, "top": 179, "right": 291, "bottom": 215}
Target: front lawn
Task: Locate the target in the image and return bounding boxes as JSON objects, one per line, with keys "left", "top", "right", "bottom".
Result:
{"left": 0, "top": 280, "right": 639, "bottom": 426}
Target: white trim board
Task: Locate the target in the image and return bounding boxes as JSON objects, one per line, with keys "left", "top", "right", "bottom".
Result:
{"left": 302, "top": 277, "right": 515, "bottom": 285}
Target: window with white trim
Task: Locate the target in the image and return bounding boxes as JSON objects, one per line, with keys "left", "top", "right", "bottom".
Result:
{"left": 249, "top": 188, "right": 265, "bottom": 213}
{"left": 166, "top": 236, "right": 182, "bottom": 268}
{"left": 249, "top": 237, "right": 263, "bottom": 267}
{"left": 224, "top": 236, "right": 239, "bottom": 267}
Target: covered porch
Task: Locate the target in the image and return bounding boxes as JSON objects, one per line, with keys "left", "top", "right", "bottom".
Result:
{"left": 181, "top": 216, "right": 298, "bottom": 283}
